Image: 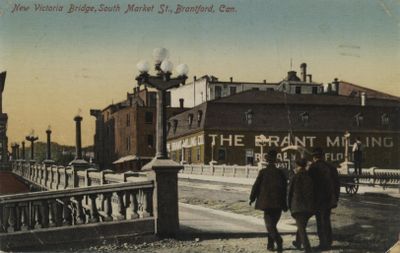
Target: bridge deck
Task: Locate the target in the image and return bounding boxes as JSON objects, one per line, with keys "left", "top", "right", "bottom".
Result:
{"left": 0, "top": 171, "right": 30, "bottom": 195}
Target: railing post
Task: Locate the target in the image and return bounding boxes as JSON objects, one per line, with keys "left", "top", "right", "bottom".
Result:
{"left": 143, "top": 159, "right": 182, "bottom": 236}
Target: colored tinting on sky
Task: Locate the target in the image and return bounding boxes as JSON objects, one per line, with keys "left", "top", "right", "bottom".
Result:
{"left": 0, "top": 0, "right": 399, "bottom": 145}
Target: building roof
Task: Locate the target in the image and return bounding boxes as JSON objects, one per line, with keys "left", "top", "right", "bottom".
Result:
{"left": 167, "top": 90, "right": 400, "bottom": 140}
{"left": 338, "top": 81, "right": 400, "bottom": 101}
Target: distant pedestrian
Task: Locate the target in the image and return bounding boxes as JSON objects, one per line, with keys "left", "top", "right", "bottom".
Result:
{"left": 308, "top": 148, "right": 340, "bottom": 250}
{"left": 352, "top": 137, "right": 363, "bottom": 175}
{"left": 249, "top": 150, "right": 287, "bottom": 252}
{"left": 288, "top": 158, "right": 314, "bottom": 253}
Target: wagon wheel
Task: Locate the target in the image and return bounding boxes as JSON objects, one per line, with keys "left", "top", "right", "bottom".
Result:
{"left": 345, "top": 178, "right": 359, "bottom": 195}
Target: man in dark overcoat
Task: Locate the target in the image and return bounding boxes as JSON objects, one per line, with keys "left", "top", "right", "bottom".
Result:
{"left": 308, "top": 147, "right": 340, "bottom": 250}
{"left": 288, "top": 158, "right": 314, "bottom": 253}
{"left": 249, "top": 150, "right": 287, "bottom": 252}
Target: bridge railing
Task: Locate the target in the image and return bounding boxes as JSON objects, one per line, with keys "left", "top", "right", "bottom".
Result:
{"left": 181, "top": 164, "right": 260, "bottom": 178}
{"left": 0, "top": 180, "right": 154, "bottom": 233}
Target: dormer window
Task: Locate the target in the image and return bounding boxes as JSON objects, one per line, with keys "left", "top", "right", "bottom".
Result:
{"left": 188, "top": 114, "right": 194, "bottom": 127}
{"left": 300, "top": 112, "right": 309, "bottom": 125}
{"left": 173, "top": 119, "right": 178, "bottom": 133}
{"left": 355, "top": 113, "right": 363, "bottom": 127}
{"left": 197, "top": 110, "right": 203, "bottom": 125}
{"left": 245, "top": 109, "right": 254, "bottom": 125}
{"left": 381, "top": 113, "right": 389, "bottom": 126}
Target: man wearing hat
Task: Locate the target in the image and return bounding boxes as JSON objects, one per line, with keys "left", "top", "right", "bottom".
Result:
{"left": 308, "top": 147, "right": 340, "bottom": 250}
{"left": 250, "top": 150, "right": 288, "bottom": 252}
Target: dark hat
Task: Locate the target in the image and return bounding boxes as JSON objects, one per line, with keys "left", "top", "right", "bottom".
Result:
{"left": 311, "top": 147, "right": 324, "bottom": 157}
{"left": 267, "top": 149, "right": 278, "bottom": 162}
{"left": 295, "top": 158, "right": 307, "bottom": 168}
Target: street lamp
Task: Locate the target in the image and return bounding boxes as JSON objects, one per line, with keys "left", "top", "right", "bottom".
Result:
{"left": 44, "top": 125, "right": 54, "bottom": 164}
{"left": 136, "top": 48, "right": 188, "bottom": 160}
{"left": 25, "top": 130, "right": 39, "bottom": 162}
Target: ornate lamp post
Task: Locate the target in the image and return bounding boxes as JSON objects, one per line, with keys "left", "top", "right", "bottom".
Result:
{"left": 137, "top": 48, "right": 189, "bottom": 236}
{"left": 21, "top": 141, "right": 25, "bottom": 160}
{"left": 69, "top": 114, "right": 89, "bottom": 168}
{"left": 44, "top": 126, "right": 54, "bottom": 164}
{"left": 136, "top": 48, "right": 189, "bottom": 161}
{"left": 25, "top": 130, "right": 39, "bottom": 162}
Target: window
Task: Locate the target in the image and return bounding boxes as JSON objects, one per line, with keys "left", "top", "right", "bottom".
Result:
{"left": 196, "top": 147, "right": 201, "bottom": 161}
{"left": 300, "top": 112, "right": 309, "bottom": 125}
{"left": 173, "top": 119, "right": 178, "bottom": 133}
{"left": 312, "top": 87, "right": 318, "bottom": 94}
{"left": 355, "top": 113, "right": 363, "bottom": 127}
{"left": 245, "top": 149, "right": 254, "bottom": 165}
{"left": 145, "top": 111, "right": 153, "bottom": 124}
{"left": 230, "top": 86, "right": 237, "bottom": 95}
{"left": 126, "top": 136, "right": 130, "bottom": 151}
{"left": 197, "top": 110, "right": 203, "bottom": 125}
{"left": 187, "top": 149, "right": 192, "bottom": 164}
{"left": 218, "top": 148, "right": 226, "bottom": 161}
{"left": 245, "top": 109, "right": 254, "bottom": 125}
{"left": 295, "top": 86, "right": 301, "bottom": 94}
{"left": 381, "top": 114, "right": 389, "bottom": 126}
{"left": 188, "top": 113, "right": 194, "bottom": 127}
{"left": 148, "top": 93, "right": 156, "bottom": 107}
{"left": 171, "top": 152, "right": 177, "bottom": 162}
{"left": 215, "top": 86, "right": 222, "bottom": 99}
{"left": 147, "top": 135, "right": 154, "bottom": 148}
{"left": 126, "top": 114, "right": 130, "bottom": 127}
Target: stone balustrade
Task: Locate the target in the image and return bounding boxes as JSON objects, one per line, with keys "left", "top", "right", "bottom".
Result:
{"left": 182, "top": 164, "right": 260, "bottom": 178}
{"left": 0, "top": 180, "right": 154, "bottom": 234}
{"left": 5, "top": 159, "right": 182, "bottom": 250}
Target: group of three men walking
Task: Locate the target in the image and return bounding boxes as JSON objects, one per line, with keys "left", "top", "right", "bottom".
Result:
{"left": 250, "top": 148, "right": 340, "bottom": 252}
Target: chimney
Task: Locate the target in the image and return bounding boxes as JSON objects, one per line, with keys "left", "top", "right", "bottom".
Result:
{"left": 263, "top": 80, "right": 266, "bottom": 84}
{"left": 361, "top": 92, "right": 366, "bottom": 107}
{"left": 194, "top": 76, "right": 197, "bottom": 81}
{"left": 332, "top": 78, "right": 339, "bottom": 94}
{"left": 179, "top": 98, "right": 184, "bottom": 109}
{"left": 327, "top": 83, "right": 332, "bottom": 93}
{"left": 307, "top": 74, "right": 312, "bottom": 83}
{"left": 300, "top": 63, "right": 307, "bottom": 82}
{"left": 230, "top": 77, "right": 233, "bottom": 82}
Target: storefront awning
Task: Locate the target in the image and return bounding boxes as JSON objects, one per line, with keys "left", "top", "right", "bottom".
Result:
{"left": 112, "top": 155, "right": 152, "bottom": 164}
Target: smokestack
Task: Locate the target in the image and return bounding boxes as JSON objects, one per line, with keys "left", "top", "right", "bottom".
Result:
{"left": 179, "top": 98, "right": 184, "bottom": 109}
{"left": 230, "top": 77, "right": 233, "bottom": 82}
{"left": 74, "top": 115, "right": 83, "bottom": 160}
{"left": 263, "top": 80, "right": 266, "bottom": 84}
{"left": 307, "top": 74, "right": 312, "bottom": 83}
{"left": 300, "top": 63, "right": 307, "bottom": 82}
{"left": 361, "top": 92, "right": 366, "bottom": 107}
{"left": 194, "top": 76, "right": 197, "bottom": 81}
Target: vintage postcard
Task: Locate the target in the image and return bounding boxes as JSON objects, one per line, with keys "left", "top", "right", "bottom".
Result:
{"left": 0, "top": 0, "right": 399, "bottom": 252}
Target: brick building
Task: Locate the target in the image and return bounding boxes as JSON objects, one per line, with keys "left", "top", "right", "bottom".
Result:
{"left": 0, "top": 72, "right": 9, "bottom": 168}
{"left": 91, "top": 88, "right": 186, "bottom": 172}
{"left": 167, "top": 90, "right": 400, "bottom": 169}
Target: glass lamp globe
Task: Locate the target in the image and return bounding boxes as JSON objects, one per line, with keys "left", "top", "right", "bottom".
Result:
{"left": 153, "top": 48, "right": 169, "bottom": 63}
{"left": 160, "top": 60, "right": 173, "bottom": 73}
{"left": 136, "top": 60, "right": 150, "bottom": 73}
{"left": 176, "top": 64, "right": 189, "bottom": 76}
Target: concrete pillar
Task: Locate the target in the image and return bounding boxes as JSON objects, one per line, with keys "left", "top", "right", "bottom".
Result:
{"left": 21, "top": 141, "right": 25, "bottom": 160}
{"left": 74, "top": 116, "right": 83, "bottom": 160}
{"left": 143, "top": 159, "right": 183, "bottom": 236}
{"left": 46, "top": 128, "right": 52, "bottom": 160}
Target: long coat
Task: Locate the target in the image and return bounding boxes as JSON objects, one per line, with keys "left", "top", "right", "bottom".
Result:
{"left": 308, "top": 159, "right": 340, "bottom": 210}
{"left": 250, "top": 164, "right": 288, "bottom": 210}
{"left": 288, "top": 169, "right": 315, "bottom": 215}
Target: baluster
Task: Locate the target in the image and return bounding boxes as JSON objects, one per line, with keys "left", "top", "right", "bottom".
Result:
{"left": 73, "top": 195, "right": 85, "bottom": 224}
{"left": 17, "top": 204, "right": 28, "bottom": 231}
{"left": 54, "top": 200, "right": 63, "bottom": 226}
{"left": 6, "top": 204, "right": 16, "bottom": 232}
{"left": 139, "top": 189, "right": 150, "bottom": 218}
{"left": 88, "top": 194, "right": 99, "bottom": 223}
{"left": 126, "top": 190, "right": 139, "bottom": 219}
{"left": 61, "top": 198, "right": 72, "bottom": 225}
{"left": 47, "top": 200, "right": 56, "bottom": 227}
{"left": 114, "top": 192, "right": 125, "bottom": 220}
{"left": 33, "top": 202, "right": 42, "bottom": 229}
{"left": 102, "top": 193, "right": 113, "bottom": 222}
{"left": 0, "top": 206, "right": 4, "bottom": 233}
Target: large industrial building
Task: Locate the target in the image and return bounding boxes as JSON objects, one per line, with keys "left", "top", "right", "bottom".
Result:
{"left": 167, "top": 89, "right": 400, "bottom": 169}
